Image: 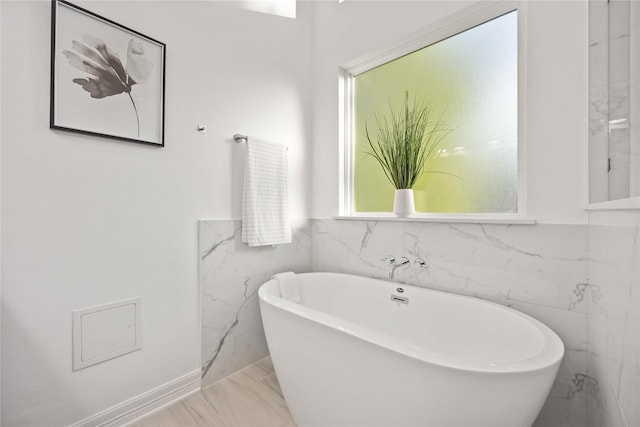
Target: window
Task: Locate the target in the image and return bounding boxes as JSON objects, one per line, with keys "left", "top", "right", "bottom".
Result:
{"left": 342, "top": 7, "right": 522, "bottom": 217}
{"left": 227, "top": 0, "right": 296, "bottom": 18}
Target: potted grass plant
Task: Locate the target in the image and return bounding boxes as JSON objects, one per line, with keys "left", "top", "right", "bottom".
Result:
{"left": 365, "top": 91, "right": 448, "bottom": 217}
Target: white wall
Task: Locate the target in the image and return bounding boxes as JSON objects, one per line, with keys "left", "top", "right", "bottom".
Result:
{"left": 0, "top": 1, "right": 312, "bottom": 425}
{"left": 0, "top": 0, "right": 3, "bottom": 421}
{"left": 310, "top": 0, "right": 589, "bottom": 224}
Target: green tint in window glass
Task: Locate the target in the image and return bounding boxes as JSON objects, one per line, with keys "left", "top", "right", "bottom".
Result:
{"left": 353, "top": 11, "right": 518, "bottom": 213}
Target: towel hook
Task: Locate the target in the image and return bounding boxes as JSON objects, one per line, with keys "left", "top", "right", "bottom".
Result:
{"left": 233, "top": 134, "right": 248, "bottom": 143}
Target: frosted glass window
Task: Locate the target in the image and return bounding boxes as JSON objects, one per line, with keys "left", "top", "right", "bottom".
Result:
{"left": 353, "top": 11, "right": 518, "bottom": 213}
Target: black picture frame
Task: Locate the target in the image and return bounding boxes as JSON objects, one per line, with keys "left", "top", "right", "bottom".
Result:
{"left": 50, "top": 0, "right": 166, "bottom": 147}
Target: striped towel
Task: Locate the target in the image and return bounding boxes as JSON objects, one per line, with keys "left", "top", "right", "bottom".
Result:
{"left": 241, "top": 139, "right": 291, "bottom": 247}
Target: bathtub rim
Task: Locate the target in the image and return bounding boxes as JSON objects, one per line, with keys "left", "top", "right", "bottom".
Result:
{"left": 259, "top": 272, "right": 565, "bottom": 374}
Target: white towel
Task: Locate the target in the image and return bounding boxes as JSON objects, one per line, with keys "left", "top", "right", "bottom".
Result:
{"left": 272, "top": 271, "right": 300, "bottom": 303}
{"left": 242, "top": 139, "right": 291, "bottom": 247}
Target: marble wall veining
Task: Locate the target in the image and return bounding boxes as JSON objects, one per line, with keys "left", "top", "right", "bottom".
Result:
{"left": 589, "top": 0, "right": 611, "bottom": 203}
{"left": 587, "top": 2, "right": 640, "bottom": 422}
{"left": 199, "top": 219, "right": 312, "bottom": 388}
{"left": 589, "top": 0, "right": 639, "bottom": 202}
{"left": 586, "top": 210, "right": 640, "bottom": 427}
{"left": 200, "top": 215, "right": 639, "bottom": 427}
{"left": 312, "top": 218, "right": 589, "bottom": 427}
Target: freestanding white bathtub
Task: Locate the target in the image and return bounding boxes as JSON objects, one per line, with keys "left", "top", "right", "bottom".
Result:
{"left": 258, "top": 272, "right": 564, "bottom": 427}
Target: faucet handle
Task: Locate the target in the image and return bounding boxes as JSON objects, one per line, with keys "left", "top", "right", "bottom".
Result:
{"left": 382, "top": 255, "right": 396, "bottom": 265}
{"left": 414, "top": 258, "right": 427, "bottom": 271}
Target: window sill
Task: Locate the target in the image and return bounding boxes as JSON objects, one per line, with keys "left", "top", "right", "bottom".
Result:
{"left": 585, "top": 197, "right": 640, "bottom": 211}
{"left": 334, "top": 213, "right": 536, "bottom": 225}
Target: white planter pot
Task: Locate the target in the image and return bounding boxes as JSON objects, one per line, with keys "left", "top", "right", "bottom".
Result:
{"left": 393, "top": 189, "right": 415, "bottom": 217}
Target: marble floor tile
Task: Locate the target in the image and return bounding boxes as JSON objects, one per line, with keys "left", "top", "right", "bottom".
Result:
{"left": 130, "top": 357, "right": 295, "bottom": 427}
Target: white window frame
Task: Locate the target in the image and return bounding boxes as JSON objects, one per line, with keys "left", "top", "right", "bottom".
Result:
{"left": 338, "top": 1, "right": 533, "bottom": 224}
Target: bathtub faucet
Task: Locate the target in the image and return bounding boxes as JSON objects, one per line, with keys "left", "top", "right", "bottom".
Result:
{"left": 383, "top": 256, "right": 410, "bottom": 279}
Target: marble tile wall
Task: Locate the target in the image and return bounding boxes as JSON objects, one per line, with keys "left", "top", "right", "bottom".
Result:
{"left": 608, "top": 0, "right": 632, "bottom": 201}
{"left": 589, "top": 0, "right": 637, "bottom": 202}
{"left": 630, "top": 0, "right": 640, "bottom": 197}
{"left": 312, "top": 219, "right": 589, "bottom": 427}
{"left": 586, "top": 210, "right": 640, "bottom": 427}
{"left": 589, "top": 0, "right": 611, "bottom": 203}
{"left": 201, "top": 216, "right": 638, "bottom": 427}
{"left": 199, "top": 219, "right": 312, "bottom": 388}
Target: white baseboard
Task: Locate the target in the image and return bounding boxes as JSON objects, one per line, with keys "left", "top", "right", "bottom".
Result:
{"left": 71, "top": 370, "right": 201, "bottom": 427}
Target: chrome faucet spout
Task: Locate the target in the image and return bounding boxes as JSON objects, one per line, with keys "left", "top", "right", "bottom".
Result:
{"left": 388, "top": 257, "right": 410, "bottom": 279}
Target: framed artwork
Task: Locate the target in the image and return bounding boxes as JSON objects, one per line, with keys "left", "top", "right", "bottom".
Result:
{"left": 50, "top": 0, "right": 166, "bottom": 147}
